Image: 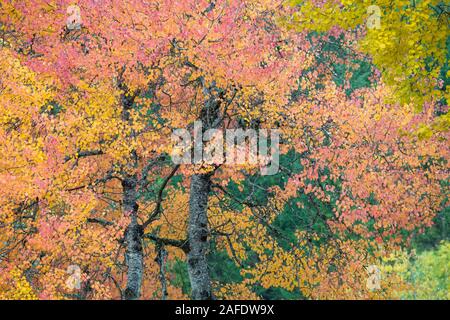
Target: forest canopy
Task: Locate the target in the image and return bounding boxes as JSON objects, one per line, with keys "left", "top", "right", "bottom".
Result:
{"left": 0, "top": 0, "right": 448, "bottom": 300}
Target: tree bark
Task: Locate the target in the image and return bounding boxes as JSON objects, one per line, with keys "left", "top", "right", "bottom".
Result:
{"left": 122, "top": 176, "right": 143, "bottom": 300}
{"left": 156, "top": 244, "right": 168, "bottom": 300}
{"left": 186, "top": 81, "right": 222, "bottom": 300}
{"left": 187, "top": 173, "right": 213, "bottom": 300}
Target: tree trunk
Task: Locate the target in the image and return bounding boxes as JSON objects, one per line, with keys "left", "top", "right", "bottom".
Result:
{"left": 187, "top": 173, "right": 213, "bottom": 300}
{"left": 186, "top": 83, "right": 222, "bottom": 299}
{"left": 122, "top": 176, "right": 143, "bottom": 300}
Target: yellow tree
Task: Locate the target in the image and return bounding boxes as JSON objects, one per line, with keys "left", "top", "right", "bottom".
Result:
{"left": 282, "top": 0, "right": 450, "bottom": 134}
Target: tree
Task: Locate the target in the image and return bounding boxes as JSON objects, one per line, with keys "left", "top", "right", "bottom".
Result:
{"left": 0, "top": 0, "right": 307, "bottom": 299}
{"left": 282, "top": 0, "right": 450, "bottom": 134}
{"left": 0, "top": 0, "right": 448, "bottom": 300}
{"left": 380, "top": 241, "right": 450, "bottom": 300}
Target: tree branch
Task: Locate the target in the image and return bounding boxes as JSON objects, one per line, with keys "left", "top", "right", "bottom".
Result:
{"left": 64, "top": 149, "right": 104, "bottom": 163}
{"left": 142, "top": 165, "right": 180, "bottom": 229}
{"left": 143, "top": 233, "right": 189, "bottom": 253}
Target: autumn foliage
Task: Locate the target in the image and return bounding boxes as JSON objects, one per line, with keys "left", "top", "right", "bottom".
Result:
{"left": 0, "top": 0, "right": 448, "bottom": 300}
